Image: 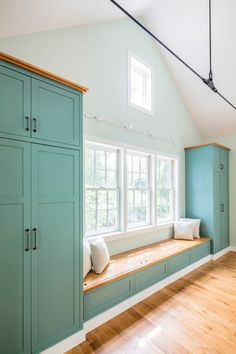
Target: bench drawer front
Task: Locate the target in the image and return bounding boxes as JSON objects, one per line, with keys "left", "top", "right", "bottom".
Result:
{"left": 135, "top": 261, "right": 167, "bottom": 293}
{"left": 167, "top": 252, "right": 190, "bottom": 274}
{"left": 84, "top": 276, "right": 134, "bottom": 320}
{"left": 190, "top": 242, "right": 210, "bottom": 263}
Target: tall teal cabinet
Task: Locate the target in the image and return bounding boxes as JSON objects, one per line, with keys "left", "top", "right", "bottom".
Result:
{"left": 185, "top": 143, "right": 230, "bottom": 254}
{"left": 0, "top": 52, "right": 87, "bottom": 354}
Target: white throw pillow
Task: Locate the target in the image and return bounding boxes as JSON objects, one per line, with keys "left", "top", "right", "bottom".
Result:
{"left": 180, "top": 218, "right": 201, "bottom": 238}
{"left": 90, "top": 238, "right": 110, "bottom": 274}
{"left": 174, "top": 221, "right": 194, "bottom": 240}
{"left": 83, "top": 239, "right": 92, "bottom": 279}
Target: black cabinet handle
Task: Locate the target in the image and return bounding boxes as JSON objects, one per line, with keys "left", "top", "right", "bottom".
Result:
{"left": 220, "top": 204, "right": 224, "bottom": 213}
{"left": 32, "top": 118, "right": 37, "bottom": 133}
{"left": 220, "top": 163, "right": 224, "bottom": 170}
{"left": 25, "top": 116, "right": 30, "bottom": 131}
{"left": 25, "top": 229, "right": 30, "bottom": 251}
{"left": 32, "top": 228, "right": 37, "bottom": 250}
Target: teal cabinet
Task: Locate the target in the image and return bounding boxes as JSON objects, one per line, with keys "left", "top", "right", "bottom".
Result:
{"left": 0, "top": 63, "right": 82, "bottom": 147}
{"left": 0, "top": 56, "right": 84, "bottom": 353}
{"left": 185, "top": 144, "right": 230, "bottom": 254}
{"left": 0, "top": 66, "right": 31, "bottom": 137}
{"left": 31, "top": 145, "right": 81, "bottom": 352}
{"left": 135, "top": 261, "right": 167, "bottom": 293}
{"left": 31, "top": 79, "right": 81, "bottom": 146}
{"left": 84, "top": 276, "right": 134, "bottom": 320}
{"left": 0, "top": 139, "right": 31, "bottom": 354}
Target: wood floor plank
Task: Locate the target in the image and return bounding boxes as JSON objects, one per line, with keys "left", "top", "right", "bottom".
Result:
{"left": 66, "top": 253, "right": 236, "bottom": 354}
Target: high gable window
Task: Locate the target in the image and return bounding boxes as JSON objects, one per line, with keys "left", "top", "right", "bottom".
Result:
{"left": 128, "top": 52, "right": 152, "bottom": 114}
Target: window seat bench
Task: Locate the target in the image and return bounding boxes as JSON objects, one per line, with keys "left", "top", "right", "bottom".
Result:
{"left": 83, "top": 237, "right": 210, "bottom": 320}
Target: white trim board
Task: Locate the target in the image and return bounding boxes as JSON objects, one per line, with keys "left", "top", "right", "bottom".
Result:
{"left": 41, "top": 247, "right": 234, "bottom": 354}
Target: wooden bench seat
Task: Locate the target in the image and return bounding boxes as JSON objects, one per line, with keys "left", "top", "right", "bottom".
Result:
{"left": 83, "top": 237, "right": 210, "bottom": 293}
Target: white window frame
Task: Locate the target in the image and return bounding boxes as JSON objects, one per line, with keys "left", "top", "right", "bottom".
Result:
{"left": 85, "top": 142, "right": 121, "bottom": 237}
{"left": 127, "top": 51, "right": 153, "bottom": 116}
{"left": 85, "top": 137, "right": 179, "bottom": 242}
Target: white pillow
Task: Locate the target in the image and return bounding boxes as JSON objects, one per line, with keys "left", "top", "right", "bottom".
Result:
{"left": 180, "top": 218, "right": 201, "bottom": 238}
{"left": 90, "top": 238, "right": 110, "bottom": 274}
{"left": 83, "top": 239, "right": 92, "bottom": 279}
{"left": 174, "top": 221, "right": 194, "bottom": 240}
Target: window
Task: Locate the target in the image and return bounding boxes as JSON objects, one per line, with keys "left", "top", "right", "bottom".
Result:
{"left": 127, "top": 152, "right": 150, "bottom": 228}
{"left": 85, "top": 140, "right": 178, "bottom": 238}
{"left": 156, "top": 158, "right": 176, "bottom": 223}
{"left": 85, "top": 143, "right": 120, "bottom": 236}
{"left": 128, "top": 52, "right": 152, "bottom": 114}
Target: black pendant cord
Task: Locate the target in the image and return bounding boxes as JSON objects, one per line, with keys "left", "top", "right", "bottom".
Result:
{"left": 109, "top": 0, "right": 236, "bottom": 110}
{"left": 209, "top": 0, "right": 213, "bottom": 78}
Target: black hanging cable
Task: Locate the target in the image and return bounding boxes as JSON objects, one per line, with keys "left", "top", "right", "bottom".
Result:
{"left": 109, "top": 0, "right": 236, "bottom": 110}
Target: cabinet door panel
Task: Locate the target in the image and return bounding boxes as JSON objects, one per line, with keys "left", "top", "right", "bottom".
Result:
{"left": 32, "top": 79, "right": 81, "bottom": 146}
{"left": 31, "top": 144, "right": 81, "bottom": 352}
{"left": 220, "top": 151, "right": 229, "bottom": 176}
{"left": 0, "top": 139, "right": 30, "bottom": 354}
{"left": 0, "top": 66, "right": 30, "bottom": 137}
{"left": 221, "top": 194, "right": 229, "bottom": 249}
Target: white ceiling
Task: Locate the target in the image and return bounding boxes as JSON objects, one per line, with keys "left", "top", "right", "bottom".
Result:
{"left": 1, "top": 0, "right": 235, "bottom": 138}
{"left": 143, "top": 0, "right": 236, "bottom": 138}
{"left": 0, "top": 0, "right": 155, "bottom": 37}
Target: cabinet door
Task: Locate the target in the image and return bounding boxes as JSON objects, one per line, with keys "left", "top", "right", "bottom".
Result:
{"left": 31, "top": 144, "right": 81, "bottom": 352}
{"left": 32, "top": 79, "right": 81, "bottom": 146}
{"left": 0, "top": 66, "right": 31, "bottom": 137}
{"left": 0, "top": 139, "right": 31, "bottom": 354}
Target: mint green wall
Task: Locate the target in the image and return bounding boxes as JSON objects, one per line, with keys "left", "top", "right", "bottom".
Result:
{"left": 0, "top": 20, "right": 203, "bottom": 254}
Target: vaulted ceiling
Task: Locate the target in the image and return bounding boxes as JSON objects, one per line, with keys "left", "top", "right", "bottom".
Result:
{"left": 1, "top": 0, "right": 235, "bottom": 138}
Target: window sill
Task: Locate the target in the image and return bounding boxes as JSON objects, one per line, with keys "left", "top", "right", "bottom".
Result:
{"left": 86, "top": 222, "right": 174, "bottom": 243}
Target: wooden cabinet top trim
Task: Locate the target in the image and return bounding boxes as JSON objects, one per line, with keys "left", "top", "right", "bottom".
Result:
{"left": 185, "top": 143, "right": 230, "bottom": 152}
{"left": 83, "top": 237, "right": 210, "bottom": 293}
{"left": 0, "top": 51, "right": 89, "bottom": 94}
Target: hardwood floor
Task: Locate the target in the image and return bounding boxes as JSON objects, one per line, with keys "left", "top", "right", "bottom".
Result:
{"left": 67, "top": 252, "right": 236, "bottom": 354}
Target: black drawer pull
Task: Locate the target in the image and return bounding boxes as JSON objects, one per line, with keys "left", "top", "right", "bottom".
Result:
{"left": 220, "top": 163, "right": 224, "bottom": 170}
{"left": 32, "top": 228, "right": 37, "bottom": 250}
{"left": 25, "top": 116, "right": 30, "bottom": 131}
{"left": 32, "top": 118, "right": 37, "bottom": 133}
{"left": 25, "top": 229, "right": 30, "bottom": 251}
{"left": 220, "top": 204, "right": 224, "bottom": 213}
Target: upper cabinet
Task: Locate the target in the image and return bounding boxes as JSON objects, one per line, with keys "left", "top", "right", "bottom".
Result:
{"left": 0, "top": 52, "right": 88, "bottom": 147}
{"left": 31, "top": 79, "right": 81, "bottom": 145}
{"left": 0, "top": 66, "right": 31, "bottom": 137}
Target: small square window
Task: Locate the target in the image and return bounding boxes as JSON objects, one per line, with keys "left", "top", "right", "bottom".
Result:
{"left": 128, "top": 52, "right": 153, "bottom": 114}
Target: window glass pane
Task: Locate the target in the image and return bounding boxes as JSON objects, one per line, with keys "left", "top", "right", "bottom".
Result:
{"left": 108, "top": 210, "right": 117, "bottom": 228}
{"left": 133, "top": 156, "right": 140, "bottom": 172}
{"left": 86, "top": 190, "right": 96, "bottom": 210}
{"left": 106, "top": 170, "right": 116, "bottom": 188}
{"left": 97, "top": 190, "right": 107, "bottom": 210}
{"left": 97, "top": 210, "right": 107, "bottom": 230}
{"left": 108, "top": 190, "right": 117, "bottom": 209}
{"left": 95, "top": 169, "right": 106, "bottom": 188}
{"left": 127, "top": 155, "right": 132, "bottom": 172}
{"left": 85, "top": 168, "right": 94, "bottom": 188}
{"left": 86, "top": 211, "right": 96, "bottom": 233}
{"left": 96, "top": 150, "right": 105, "bottom": 169}
{"left": 127, "top": 172, "right": 132, "bottom": 188}
{"left": 140, "top": 173, "right": 147, "bottom": 188}
{"left": 133, "top": 173, "right": 140, "bottom": 188}
{"left": 85, "top": 148, "right": 94, "bottom": 169}
{"left": 106, "top": 151, "right": 116, "bottom": 170}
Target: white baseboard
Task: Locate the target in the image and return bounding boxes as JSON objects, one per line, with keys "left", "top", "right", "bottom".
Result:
{"left": 40, "top": 329, "right": 85, "bottom": 354}
{"left": 42, "top": 246, "right": 235, "bottom": 354}
{"left": 211, "top": 246, "right": 231, "bottom": 260}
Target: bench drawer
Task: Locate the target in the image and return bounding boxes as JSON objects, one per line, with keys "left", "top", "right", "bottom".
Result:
{"left": 190, "top": 242, "right": 210, "bottom": 263}
{"left": 84, "top": 275, "right": 134, "bottom": 320}
{"left": 167, "top": 252, "right": 190, "bottom": 274}
{"left": 135, "top": 261, "right": 167, "bottom": 293}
